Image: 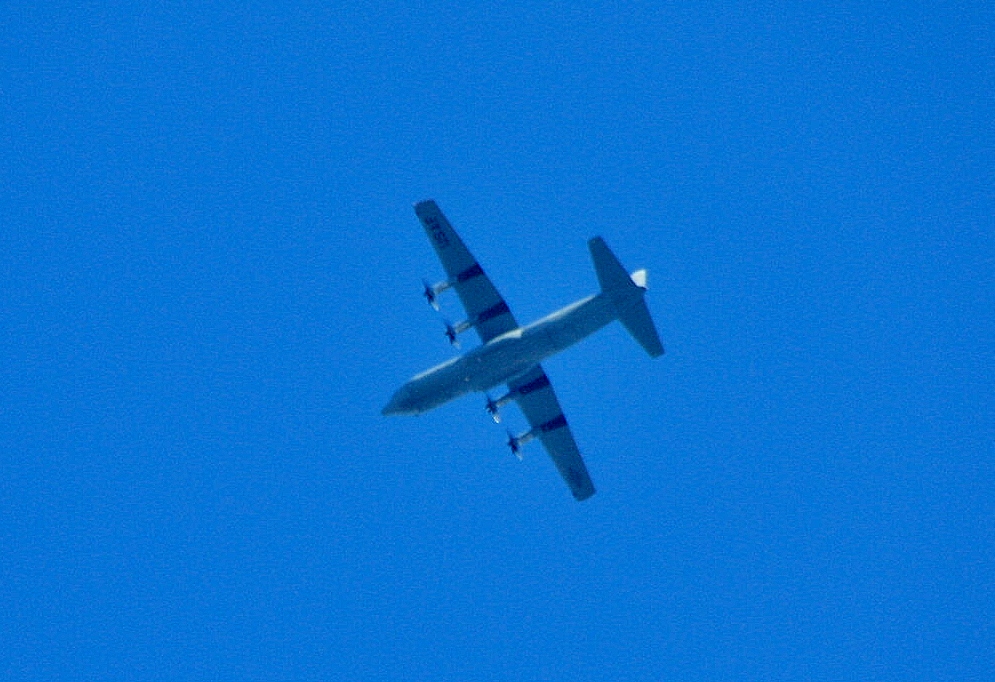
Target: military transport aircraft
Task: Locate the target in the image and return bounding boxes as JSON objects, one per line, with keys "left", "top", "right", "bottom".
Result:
{"left": 382, "top": 200, "right": 664, "bottom": 501}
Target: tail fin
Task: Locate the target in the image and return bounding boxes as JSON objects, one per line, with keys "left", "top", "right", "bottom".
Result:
{"left": 589, "top": 237, "right": 665, "bottom": 358}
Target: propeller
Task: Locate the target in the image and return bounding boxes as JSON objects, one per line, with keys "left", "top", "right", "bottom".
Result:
{"left": 444, "top": 320, "right": 460, "bottom": 348}
{"left": 422, "top": 278, "right": 440, "bottom": 310}
{"left": 485, "top": 394, "right": 501, "bottom": 423}
{"left": 506, "top": 429, "right": 523, "bottom": 460}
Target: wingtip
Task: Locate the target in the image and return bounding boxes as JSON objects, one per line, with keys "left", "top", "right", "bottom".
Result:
{"left": 573, "top": 487, "right": 596, "bottom": 502}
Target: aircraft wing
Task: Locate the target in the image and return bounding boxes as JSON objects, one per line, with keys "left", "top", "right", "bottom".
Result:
{"left": 509, "top": 365, "right": 596, "bottom": 501}
{"left": 414, "top": 200, "right": 519, "bottom": 343}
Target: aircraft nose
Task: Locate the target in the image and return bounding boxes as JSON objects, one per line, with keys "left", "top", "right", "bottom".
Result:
{"left": 381, "top": 388, "right": 408, "bottom": 416}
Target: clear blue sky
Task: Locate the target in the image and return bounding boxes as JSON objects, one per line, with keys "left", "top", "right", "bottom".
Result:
{"left": 3, "top": 2, "right": 993, "bottom": 680}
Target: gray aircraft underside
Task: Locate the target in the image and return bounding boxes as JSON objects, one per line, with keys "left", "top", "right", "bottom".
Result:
{"left": 383, "top": 200, "right": 664, "bottom": 501}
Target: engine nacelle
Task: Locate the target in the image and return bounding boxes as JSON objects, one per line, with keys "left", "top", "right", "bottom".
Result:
{"left": 485, "top": 392, "right": 515, "bottom": 423}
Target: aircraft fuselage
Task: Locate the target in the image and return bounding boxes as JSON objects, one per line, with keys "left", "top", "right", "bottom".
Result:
{"left": 383, "top": 290, "right": 636, "bottom": 416}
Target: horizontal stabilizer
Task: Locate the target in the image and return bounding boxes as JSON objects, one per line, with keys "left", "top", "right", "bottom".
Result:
{"left": 589, "top": 236, "right": 665, "bottom": 358}
{"left": 618, "top": 299, "right": 665, "bottom": 357}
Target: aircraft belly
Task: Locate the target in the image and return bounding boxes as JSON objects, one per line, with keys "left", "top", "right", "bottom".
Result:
{"left": 401, "top": 297, "right": 615, "bottom": 412}
{"left": 404, "top": 357, "right": 472, "bottom": 412}
{"left": 519, "top": 295, "right": 615, "bottom": 361}
{"left": 467, "top": 336, "right": 537, "bottom": 391}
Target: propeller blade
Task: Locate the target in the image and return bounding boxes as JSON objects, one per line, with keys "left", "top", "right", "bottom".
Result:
{"left": 443, "top": 320, "right": 460, "bottom": 348}
{"left": 485, "top": 394, "right": 501, "bottom": 423}
{"left": 506, "top": 429, "right": 522, "bottom": 459}
{"left": 422, "top": 279, "right": 440, "bottom": 310}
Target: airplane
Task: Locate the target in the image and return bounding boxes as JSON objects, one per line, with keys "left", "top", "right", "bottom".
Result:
{"left": 382, "top": 200, "right": 665, "bottom": 501}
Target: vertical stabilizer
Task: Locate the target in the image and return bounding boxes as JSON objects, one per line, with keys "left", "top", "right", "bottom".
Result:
{"left": 589, "top": 237, "right": 665, "bottom": 358}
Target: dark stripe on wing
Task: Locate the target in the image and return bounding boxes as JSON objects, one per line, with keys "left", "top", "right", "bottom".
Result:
{"left": 540, "top": 414, "right": 568, "bottom": 432}
{"left": 456, "top": 262, "right": 484, "bottom": 282}
{"left": 478, "top": 300, "right": 511, "bottom": 323}
{"left": 517, "top": 373, "right": 551, "bottom": 395}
